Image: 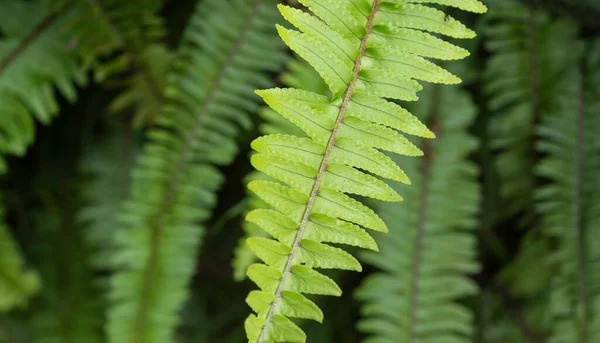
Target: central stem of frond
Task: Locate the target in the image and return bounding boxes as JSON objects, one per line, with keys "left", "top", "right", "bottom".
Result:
{"left": 256, "top": 1, "right": 381, "bottom": 341}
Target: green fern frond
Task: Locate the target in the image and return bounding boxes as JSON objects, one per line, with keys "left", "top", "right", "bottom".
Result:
{"left": 78, "top": 122, "right": 139, "bottom": 271}
{"left": 0, "top": 200, "right": 40, "bottom": 312}
{"left": 0, "top": 0, "right": 80, "bottom": 313}
{"left": 243, "top": 0, "right": 486, "bottom": 341}
{"left": 539, "top": 43, "right": 600, "bottom": 343}
{"left": 53, "top": 0, "right": 169, "bottom": 126}
{"left": 29, "top": 209, "right": 101, "bottom": 343}
{"left": 484, "top": 2, "right": 583, "bottom": 221}
{"left": 105, "top": 1, "right": 286, "bottom": 342}
{"left": 0, "top": 0, "right": 86, "bottom": 158}
{"left": 355, "top": 79, "right": 481, "bottom": 343}
{"left": 233, "top": 58, "right": 328, "bottom": 282}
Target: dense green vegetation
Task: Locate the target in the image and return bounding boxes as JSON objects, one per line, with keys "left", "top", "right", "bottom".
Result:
{"left": 0, "top": 0, "right": 599, "bottom": 342}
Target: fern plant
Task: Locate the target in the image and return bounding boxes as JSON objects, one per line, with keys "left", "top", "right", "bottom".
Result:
{"left": 51, "top": 0, "right": 168, "bottom": 127}
{"left": 0, "top": 0, "right": 84, "bottom": 312}
{"left": 78, "top": 121, "right": 139, "bottom": 274}
{"left": 105, "top": 0, "right": 285, "bottom": 342}
{"left": 30, "top": 208, "right": 101, "bottom": 343}
{"left": 484, "top": 1, "right": 583, "bottom": 222}
{"left": 355, "top": 77, "right": 480, "bottom": 343}
{"left": 0, "top": 0, "right": 85, "bottom": 161}
{"left": 242, "top": 0, "right": 487, "bottom": 341}
{"left": 540, "top": 42, "right": 600, "bottom": 343}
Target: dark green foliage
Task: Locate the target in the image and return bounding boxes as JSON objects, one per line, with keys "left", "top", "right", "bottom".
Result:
{"left": 484, "top": 1, "right": 583, "bottom": 221}
{"left": 0, "top": 0, "right": 85, "bottom": 161}
{"left": 541, "top": 43, "right": 600, "bottom": 343}
{"left": 53, "top": 0, "right": 168, "bottom": 126}
{"left": 356, "top": 77, "right": 481, "bottom": 343}
{"left": 104, "top": 0, "right": 286, "bottom": 342}
{"left": 0, "top": 0, "right": 599, "bottom": 342}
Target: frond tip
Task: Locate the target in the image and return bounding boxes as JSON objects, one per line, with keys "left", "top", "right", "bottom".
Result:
{"left": 243, "top": 0, "right": 486, "bottom": 342}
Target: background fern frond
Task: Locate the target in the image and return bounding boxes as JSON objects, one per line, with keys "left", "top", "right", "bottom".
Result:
{"left": 539, "top": 42, "right": 600, "bottom": 343}
{"left": 0, "top": 0, "right": 83, "bottom": 313}
{"left": 484, "top": 1, "right": 583, "bottom": 223}
{"left": 54, "top": 0, "right": 169, "bottom": 126}
{"left": 78, "top": 121, "right": 139, "bottom": 273}
{"left": 356, "top": 76, "right": 481, "bottom": 343}
{"left": 30, "top": 209, "right": 101, "bottom": 343}
{"left": 0, "top": 0, "right": 85, "bottom": 158}
{"left": 243, "top": 0, "right": 486, "bottom": 341}
{"left": 105, "top": 0, "right": 286, "bottom": 341}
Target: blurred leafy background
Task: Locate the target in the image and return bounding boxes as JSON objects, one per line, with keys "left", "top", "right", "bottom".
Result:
{"left": 1, "top": 0, "right": 599, "bottom": 342}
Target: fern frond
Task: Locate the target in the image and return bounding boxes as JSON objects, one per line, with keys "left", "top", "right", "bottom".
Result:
{"left": 77, "top": 121, "right": 140, "bottom": 279}
{"left": 0, "top": 0, "right": 85, "bottom": 158}
{"left": 0, "top": 0, "right": 81, "bottom": 313}
{"left": 29, "top": 208, "right": 102, "bottom": 343}
{"left": 53, "top": 0, "right": 169, "bottom": 126}
{"left": 233, "top": 58, "right": 328, "bottom": 282}
{"left": 0, "top": 200, "right": 40, "bottom": 312}
{"left": 355, "top": 78, "right": 481, "bottom": 343}
{"left": 539, "top": 43, "right": 600, "bottom": 343}
{"left": 484, "top": 2, "right": 583, "bottom": 221}
{"left": 105, "top": 1, "right": 286, "bottom": 342}
{"left": 243, "top": 0, "right": 486, "bottom": 341}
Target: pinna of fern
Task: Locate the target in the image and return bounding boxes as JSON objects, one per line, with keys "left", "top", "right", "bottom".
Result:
{"left": 539, "top": 41, "right": 600, "bottom": 343}
{"left": 484, "top": 1, "right": 583, "bottom": 222}
{"left": 105, "top": 0, "right": 286, "bottom": 342}
{"left": 355, "top": 77, "right": 480, "bottom": 343}
{"left": 243, "top": 0, "right": 487, "bottom": 342}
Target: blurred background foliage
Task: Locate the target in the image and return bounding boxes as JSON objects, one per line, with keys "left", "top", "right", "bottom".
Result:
{"left": 0, "top": 0, "right": 599, "bottom": 342}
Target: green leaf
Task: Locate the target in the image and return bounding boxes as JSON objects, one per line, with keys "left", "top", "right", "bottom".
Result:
{"left": 277, "top": 26, "right": 352, "bottom": 95}
{"left": 298, "top": 240, "right": 362, "bottom": 271}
